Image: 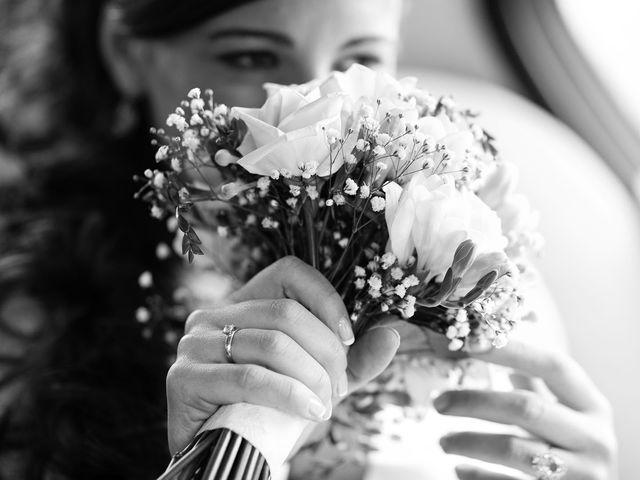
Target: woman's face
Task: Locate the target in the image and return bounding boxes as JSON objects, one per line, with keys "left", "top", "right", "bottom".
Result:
{"left": 116, "top": 0, "right": 403, "bottom": 124}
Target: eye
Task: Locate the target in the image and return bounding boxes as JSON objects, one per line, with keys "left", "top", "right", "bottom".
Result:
{"left": 334, "top": 54, "right": 383, "bottom": 72}
{"left": 215, "top": 51, "right": 280, "bottom": 70}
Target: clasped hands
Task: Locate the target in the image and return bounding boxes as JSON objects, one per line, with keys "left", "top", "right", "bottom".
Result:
{"left": 167, "top": 257, "right": 617, "bottom": 479}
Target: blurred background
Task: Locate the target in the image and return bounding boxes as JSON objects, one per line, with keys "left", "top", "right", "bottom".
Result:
{"left": 399, "top": 1, "right": 640, "bottom": 478}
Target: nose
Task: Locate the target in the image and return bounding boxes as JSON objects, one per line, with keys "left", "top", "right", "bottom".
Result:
{"left": 284, "top": 58, "right": 334, "bottom": 85}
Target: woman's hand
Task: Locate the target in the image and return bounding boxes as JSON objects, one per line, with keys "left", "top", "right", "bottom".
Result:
{"left": 166, "top": 256, "right": 401, "bottom": 454}
{"left": 434, "top": 340, "right": 618, "bottom": 479}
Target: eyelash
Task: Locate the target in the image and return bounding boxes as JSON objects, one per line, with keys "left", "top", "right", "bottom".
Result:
{"left": 334, "top": 54, "right": 383, "bottom": 71}
{"left": 216, "top": 51, "right": 280, "bottom": 70}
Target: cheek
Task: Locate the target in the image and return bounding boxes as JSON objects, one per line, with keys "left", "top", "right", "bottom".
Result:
{"left": 142, "top": 48, "right": 269, "bottom": 125}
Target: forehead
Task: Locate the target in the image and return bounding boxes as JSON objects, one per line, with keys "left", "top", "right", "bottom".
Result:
{"left": 186, "top": 0, "right": 403, "bottom": 45}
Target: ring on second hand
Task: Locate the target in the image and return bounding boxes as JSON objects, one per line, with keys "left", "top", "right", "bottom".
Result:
{"left": 531, "top": 450, "right": 568, "bottom": 480}
{"left": 222, "top": 324, "right": 239, "bottom": 364}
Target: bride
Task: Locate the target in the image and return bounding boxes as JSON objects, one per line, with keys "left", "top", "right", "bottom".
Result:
{"left": 0, "top": 0, "right": 617, "bottom": 479}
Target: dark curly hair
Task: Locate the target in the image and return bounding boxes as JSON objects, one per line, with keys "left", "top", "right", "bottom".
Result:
{"left": 0, "top": 1, "right": 208, "bottom": 478}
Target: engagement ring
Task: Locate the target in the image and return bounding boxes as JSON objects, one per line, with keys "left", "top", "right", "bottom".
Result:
{"left": 531, "top": 451, "right": 568, "bottom": 480}
{"left": 222, "top": 324, "right": 239, "bottom": 363}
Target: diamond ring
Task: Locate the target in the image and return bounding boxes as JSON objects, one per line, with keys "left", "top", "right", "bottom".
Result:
{"left": 531, "top": 451, "right": 568, "bottom": 480}
{"left": 222, "top": 324, "right": 239, "bottom": 363}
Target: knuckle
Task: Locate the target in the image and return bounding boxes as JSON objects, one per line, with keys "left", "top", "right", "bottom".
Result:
{"left": 237, "top": 364, "right": 267, "bottom": 391}
{"left": 184, "top": 309, "right": 207, "bottom": 333}
{"left": 176, "top": 333, "right": 198, "bottom": 359}
{"left": 277, "top": 255, "right": 304, "bottom": 272}
{"left": 166, "top": 361, "right": 189, "bottom": 402}
{"left": 512, "top": 392, "right": 544, "bottom": 425}
{"left": 269, "top": 298, "right": 301, "bottom": 320}
{"left": 257, "top": 330, "right": 291, "bottom": 356}
{"left": 503, "top": 436, "right": 529, "bottom": 463}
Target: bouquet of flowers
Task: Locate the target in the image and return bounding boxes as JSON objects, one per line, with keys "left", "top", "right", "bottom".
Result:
{"left": 138, "top": 65, "right": 542, "bottom": 480}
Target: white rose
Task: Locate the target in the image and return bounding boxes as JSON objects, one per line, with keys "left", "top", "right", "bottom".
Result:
{"left": 233, "top": 87, "right": 346, "bottom": 177}
{"left": 383, "top": 173, "right": 507, "bottom": 288}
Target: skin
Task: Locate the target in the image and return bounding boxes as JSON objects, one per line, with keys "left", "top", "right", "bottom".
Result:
{"left": 100, "top": 1, "right": 618, "bottom": 477}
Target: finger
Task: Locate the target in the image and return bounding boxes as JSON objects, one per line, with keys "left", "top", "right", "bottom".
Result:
{"left": 178, "top": 329, "right": 333, "bottom": 405}
{"left": 184, "top": 302, "right": 347, "bottom": 398}
{"left": 434, "top": 389, "right": 599, "bottom": 451}
{"left": 455, "top": 464, "right": 520, "bottom": 480}
{"left": 230, "top": 256, "right": 355, "bottom": 345}
{"left": 346, "top": 326, "right": 401, "bottom": 393}
{"left": 470, "top": 339, "right": 608, "bottom": 412}
{"left": 166, "top": 362, "right": 330, "bottom": 453}
{"left": 442, "top": 433, "right": 581, "bottom": 479}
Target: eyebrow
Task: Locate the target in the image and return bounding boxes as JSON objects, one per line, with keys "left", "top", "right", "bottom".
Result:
{"left": 207, "top": 28, "right": 293, "bottom": 46}
{"left": 341, "top": 36, "right": 397, "bottom": 49}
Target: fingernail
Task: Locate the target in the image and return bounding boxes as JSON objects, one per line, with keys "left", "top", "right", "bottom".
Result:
{"left": 439, "top": 433, "right": 455, "bottom": 451}
{"left": 433, "top": 391, "right": 452, "bottom": 413}
{"left": 308, "top": 396, "right": 330, "bottom": 421}
{"left": 337, "top": 318, "right": 355, "bottom": 346}
{"left": 336, "top": 372, "right": 348, "bottom": 398}
{"left": 370, "top": 326, "right": 401, "bottom": 349}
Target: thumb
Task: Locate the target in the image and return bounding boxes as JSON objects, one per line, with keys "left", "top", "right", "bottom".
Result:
{"left": 346, "top": 326, "right": 401, "bottom": 394}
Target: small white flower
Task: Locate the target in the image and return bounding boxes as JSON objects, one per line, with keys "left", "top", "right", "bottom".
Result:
{"left": 354, "top": 266, "right": 366, "bottom": 277}
{"left": 156, "top": 243, "right": 171, "bottom": 260}
{"left": 286, "top": 197, "right": 298, "bottom": 208}
{"left": 246, "top": 214, "right": 257, "bottom": 226}
{"left": 261, "top": 217, "right": 279, "bottom": 229}
{"left": 270, "top": 170, "right": 280, "bottom": 180}
{"left": 144, "top": 169, "right": 153, "bottom": 178}
{"left": 391, "top": 267, "right": 404, "bottom": 280}
{"left": 325, "top": 199, "right": 335, "bottom": 207}
{"left": 171, "top": 158, "right": 182, "bottom": 172}
{"left": 448, "top": 338, "right": 464, "bottom": 351}
{"left": 370, "top": 196, "right": 386, "bottom": 212}
{"left": 181, "top": 130, "right": 200, "bottom": 151}
{"left": 217, "top": 226, "right": 229, "bottom": 237}
{"left": 368, "top": 287, "right": 381, "bottom": 299}
{"left": 375, "top": 133, "right": 391, "bottom": 145}
{"left": 376, "top": 161, "right": 388, "bottom": 170}
{"left": 138, "top": 271, "right": 153, "bottom": 288}
{"left": 395, "top": 147, "right": 407, "bottom": 160}
{"left": 325, "top": 128, "right": 340, "bottom": 145}
{"left": 213, "top": 104, "right": 229, "bottom": 117}
{"left": 150, "top": 205, "right": 163, "bottom": 219}
{"left": 289, "top": 185, "right": 301, "bottom": 197}
{"left": 381, "top": 303, "right": 390, "bottom": 312}
{"left": 333, "top": 193, "right": 346, "bottom": 205}
{"left": 344, "top": 178, "right": 358, "bottom": 195}
{"left": 373, "top": 145, "right": 386, "bottom": 156}
{"left": 187, "top": 88, "right": 201, "bottom": 99}
{"left": 135, "top": 307, "right": 151, "bottom": 324}
{"left": 457, "top": 323, "right": 471, "bottom": 337}
{"left": 359, "top": 184, "right": 371, "bottom": 199}
{"left": 257, "top": 177, "right": 271, "bottom": 192}
{"left": 338, "top": 238, "right": 349, "bottom": 248}
{"left": 200, "top": 127, "right": 210, "bottom": 137}
{"left": 446, "top": 325, "right": 458, "bottom": 339}
{"left": 300, "top": 161, "right": 318, "bottom": 179}
{"left": 394, "top": 284, "right": 407, "bottom": 298}
{"left": 190, "top": 98, "right": 205, "bottom": 112}
{"left": 305, "top": 185, "right": 319, "bottom": 200}
{"left": 456, "top": 309, "right": 468, "bottom": 324}
{"left": 280, "top": 168, "right": 292, "bottom": 179}
{"left": 380, "top": 252, "right": 396, "bottom": 269}
{"left": 355, "top": 139, "right": 369, "bottom": 152}
{"left": 368, "top": 274, "right": 382, "bottom": 290}
{"left": 178, "top": 188, "right": 190, "bottom": 202}
{"left": 346, "top": 153, "right": 358, "bottom": 164}
{"left": 155, "top": 145, "right": 169, "bottom": 161}
{"left": 166, "top": 113, "right": 188, "bottom": 132}
{"left": 402, "top": 275, "right": 419, "bottom": 288}
{"left": 354, "top": 278, "right": 366, "bottom": 290}
{"left": 153, "top": 173, "right": 166, "bottom": 189}
{"left": 190, "top": 113, "right": 204, "bottom": 126}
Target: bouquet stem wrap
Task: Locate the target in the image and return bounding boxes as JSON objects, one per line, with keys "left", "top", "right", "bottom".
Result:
{"left": 198, "top": 403, "right": 308, "bottom": 478}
